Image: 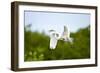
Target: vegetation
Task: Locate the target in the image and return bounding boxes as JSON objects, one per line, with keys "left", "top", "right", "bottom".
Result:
{"left": 24, "top": 26, "right": 90, "bottom": 61}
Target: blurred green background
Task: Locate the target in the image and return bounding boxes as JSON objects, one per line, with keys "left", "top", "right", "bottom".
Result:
{"left": 24, "top": 25, "right": 90, "bottom": 61}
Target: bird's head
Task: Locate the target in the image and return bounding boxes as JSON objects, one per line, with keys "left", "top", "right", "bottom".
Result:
{"left": 49, "top": 30, "right": 59, "bottom": 38}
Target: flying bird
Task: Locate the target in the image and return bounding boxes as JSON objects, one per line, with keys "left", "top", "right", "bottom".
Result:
{"left": 60, "top": 26, "right": 73, "bottom": 43}
{"left": 49, "top": 30, "right": 60, "bottom": 49}
{"left": 49, "top": 25, "right": 73, "bottom": 49}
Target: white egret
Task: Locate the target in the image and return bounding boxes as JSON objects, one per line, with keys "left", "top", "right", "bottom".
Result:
{"left": 60, "top": 25, "right": 73, "bottom": 43}
{"left": 49, "top": 25, "right": 73, "bottom": 49}
{"left": 49, "top": 30, "right": 60, "bottom": 49}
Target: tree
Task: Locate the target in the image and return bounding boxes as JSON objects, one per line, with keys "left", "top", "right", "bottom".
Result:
{"left": 24, "top": 25, "right": 90, "bottom": 61}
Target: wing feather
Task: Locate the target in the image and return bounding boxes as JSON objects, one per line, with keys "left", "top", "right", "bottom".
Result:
{"left": 61, "top": 25, "right": 70, "bottom": 39}
{"left": 50, "top": 36, "right": 58, "bottom": 49}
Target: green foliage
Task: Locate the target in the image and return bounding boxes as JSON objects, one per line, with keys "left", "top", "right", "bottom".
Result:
{"left": 24, "top": 26, "right": 90, "bottom": 61}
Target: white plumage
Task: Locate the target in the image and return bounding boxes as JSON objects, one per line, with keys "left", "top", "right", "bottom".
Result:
{"left": 49, "top": 30, "right": 59, "bottom": 49}
{"left": 60, "top": 26, "right": 73, "bottom": 43}
{"left": 49, "top": 25, "right": 73, "bottom": 49}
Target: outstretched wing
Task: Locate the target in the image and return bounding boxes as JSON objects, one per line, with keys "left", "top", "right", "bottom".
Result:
{"left": 50, "top": 34, "right": 58, "bottom": 49}
{"left": 61, "top": 25, "right": 70, "bottom": 39}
